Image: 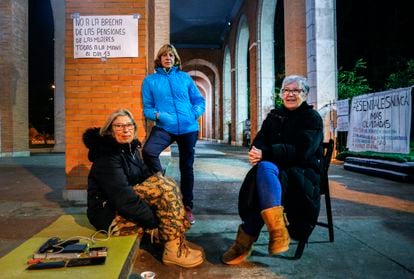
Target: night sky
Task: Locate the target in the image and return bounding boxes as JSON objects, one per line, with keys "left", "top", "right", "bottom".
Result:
{"left": 336, "top": 0, "right": 414, "bottom": 90}
{"left": 28, "top": 0, "right": 414, "bottom": 134}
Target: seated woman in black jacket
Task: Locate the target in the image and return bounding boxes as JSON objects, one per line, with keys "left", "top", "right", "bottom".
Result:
{"left": 222, "top": 75, "right": 323, "bottom": 264}
{"left": 83, "top": 108, "right": 203, "bottom": 268}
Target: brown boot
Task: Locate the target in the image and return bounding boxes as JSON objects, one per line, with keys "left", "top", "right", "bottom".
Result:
{"left": 221, "top": 225, "right": 256, "bottom": 265}
{"left": 261, "top": 206, "right": 290, "bottom": 255}
{"left": 162, "top": 235, "right": 204, "bottom": 268}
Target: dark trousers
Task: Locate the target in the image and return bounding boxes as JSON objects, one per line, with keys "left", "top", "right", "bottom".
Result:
{"left": 142, "top": 126, "right": 198, "bottom": 209}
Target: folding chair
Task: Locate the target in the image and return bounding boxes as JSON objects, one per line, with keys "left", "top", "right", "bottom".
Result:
{"left": 294, "top": 139, "right": 335, "bottom": 259}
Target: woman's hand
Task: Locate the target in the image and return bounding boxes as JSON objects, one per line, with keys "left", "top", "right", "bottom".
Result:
{"left": 249, "top": 146, "right": 262, "bottom": 165}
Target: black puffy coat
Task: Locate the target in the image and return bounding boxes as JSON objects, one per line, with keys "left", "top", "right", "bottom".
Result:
{"left": 239, "top": 102, "right": 324, "bottom": 240}
{"left": 83, "top": 128, "right": 158, "bottom": 231}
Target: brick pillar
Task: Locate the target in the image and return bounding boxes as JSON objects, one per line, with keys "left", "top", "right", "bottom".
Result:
{"left": 147, "top": 0, "right": 170, "bottom": 74}
{"left": 284, "top": 0, "right": 307, "bottom": 76}
{"left": 145, "top": 0, "right": 171, "bottom": 156}
{"left": 145, "top": 0, "right": 170, "bottom": 137}
{"left": 64, "top": 0, "right": 149, "bottom": 202}
{"left": 0, "top": 0, "right": 29, "bottom": 157}
{"left": 153, "top": 0, "right": 170, "bottom": 56}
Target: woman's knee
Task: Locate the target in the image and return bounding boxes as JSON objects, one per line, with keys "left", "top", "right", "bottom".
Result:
{"left": 257, "top": 161, "right": 279, "bottom": 176}
{"left": 142, "top": 143, "right": 160, "bottom": 158}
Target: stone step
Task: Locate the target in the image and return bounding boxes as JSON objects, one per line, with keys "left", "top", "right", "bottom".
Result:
{"left": 344, "top": 156, "right": 414, "bottom": 182}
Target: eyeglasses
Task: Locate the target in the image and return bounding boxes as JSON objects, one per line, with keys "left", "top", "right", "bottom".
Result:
{"left": 282, "top": 88, "right": 303, "bottom": 95}
{"left": 112, "top": 123, "right": 134, "bottom": 131}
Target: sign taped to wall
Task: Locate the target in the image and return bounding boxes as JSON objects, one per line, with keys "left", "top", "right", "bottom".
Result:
{"left": 336, "top": 99, "right": 350, "bottom": 131}
{"left": 73, "top": 15, "right": 139, "bottom": 58}
{"left": 347, "top": 87, "right": 412, "bottom": 154}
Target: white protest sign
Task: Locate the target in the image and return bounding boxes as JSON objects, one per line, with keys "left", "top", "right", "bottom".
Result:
{"left": 347, "top": 87, "right": 412, "bottom": 154}
{"left": 73, "top": 15, "right": 139, "bottom": 58}
{"left": 336, "top": 115, "right": 349, "bottom": 132}
{"left": 336, "top": 99, "right": 349, "bottom": 131}
{"left": 336, "top": 99, "right": 349, "bottom": 116}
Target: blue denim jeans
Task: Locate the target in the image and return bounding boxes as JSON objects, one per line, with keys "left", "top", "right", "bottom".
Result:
{"left": 142, "top": 126, "right": 198, "bottom": 209}
{"left": 241, "top": 161, "right": 282, "bottom": 237}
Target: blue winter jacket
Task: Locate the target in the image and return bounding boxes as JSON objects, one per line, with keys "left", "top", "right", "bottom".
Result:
{"left": 142, "top": 66, "right": 205, "bottom": 135}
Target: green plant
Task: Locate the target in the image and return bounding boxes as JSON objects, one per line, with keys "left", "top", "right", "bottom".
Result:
{"left": 384, "top": 59, "right": 414, "bottom": 89}
{"left": 338, "top": 58, "right": 371, "bottom": 100}
{"left": 273, "top": 87, "right": 283, "bottom": 107}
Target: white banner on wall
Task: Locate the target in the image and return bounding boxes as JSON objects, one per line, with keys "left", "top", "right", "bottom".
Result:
{"left": 347, "top": 87, "right": 412, "bottom": 154}
{"left": 73, "top": 15, "right": 139, "bottom": 58}
{"left": 336, "top": 99, "right": 349, "bottom": 116}
{"left": 336, "top": 99, "right": 349, "bottom": 131}
{"left": 336, "top": 115, "right": 349, "bottom": 132}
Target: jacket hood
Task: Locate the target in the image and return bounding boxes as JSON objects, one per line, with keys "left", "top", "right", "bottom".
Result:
{"left": 82, "top": 127, "right": 141, "bottom": 162}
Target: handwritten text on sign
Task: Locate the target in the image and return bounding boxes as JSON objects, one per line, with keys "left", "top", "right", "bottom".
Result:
{"left": 73, "top": 15, "right": 138, "bottom": 58}
{"left": 347, "top": 87, "right": 412, "bottom": 154}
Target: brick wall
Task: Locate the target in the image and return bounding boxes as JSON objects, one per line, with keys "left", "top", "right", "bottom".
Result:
{"left": 0, "top": 0, "right": 29, "bottom": 156}
{"left": 284, "top": 0, "right": 307, "bottom": 76}
{"left": 65, "top": 0, "right": 148, "bottom": 190}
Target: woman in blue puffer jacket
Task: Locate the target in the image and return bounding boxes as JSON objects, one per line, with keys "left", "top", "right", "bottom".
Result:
{"left": 141, "top": 44, "right": 205, "bottom": 224}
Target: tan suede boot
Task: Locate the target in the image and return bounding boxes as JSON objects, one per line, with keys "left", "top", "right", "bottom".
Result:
{"left": 221, "top": 225, "right": 256, "bottom": 265}
{"left": 261, "top": 206, "right": 290, "bottom": 255}
{"left": 162, "top": 235, "right": 204, "bottom": 268}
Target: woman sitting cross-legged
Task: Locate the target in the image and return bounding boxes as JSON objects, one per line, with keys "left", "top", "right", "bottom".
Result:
{"left": 83, "top": 108, "right": 204, "bottom": 268}
{"left": 222, "top": 75, "right": 324, "bottom": 264}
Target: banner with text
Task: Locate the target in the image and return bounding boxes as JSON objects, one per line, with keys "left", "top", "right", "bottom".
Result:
{"left": 347, "top": 87, "right": 412, "bottom": 154}
{"left": 73, "top": 15, "right": 138, "bottom": 58}
{"left": 336, "top": 99, "right": 350, "bottom": 131}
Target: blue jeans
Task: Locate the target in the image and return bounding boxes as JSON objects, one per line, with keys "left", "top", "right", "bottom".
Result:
{"left": 142, "top": 126, "right": 198, "bottom": 209}
{"left": 242, "top": 161, "right": 282, "bottom": 236}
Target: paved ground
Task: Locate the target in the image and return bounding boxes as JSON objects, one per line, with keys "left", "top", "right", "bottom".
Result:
{"left": 0, "top": 141, "right": 413, "bottom": 278}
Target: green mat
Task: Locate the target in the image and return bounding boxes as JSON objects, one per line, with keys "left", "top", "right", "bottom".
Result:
{"left": 0, "top": 215, "right": 138, "bottom": 279}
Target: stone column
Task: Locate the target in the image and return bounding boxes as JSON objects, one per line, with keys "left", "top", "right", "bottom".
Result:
{"left": 50, "top": 0, "right": 65, "bottom": 152}
{"left": 0, "top": 0, "right": 30, "bottom": 157}
{"left": 257, "top": 0, "right": 277, "bottom": 125}
{"left": 306, "top": 0, "right": 337, "bottom": 109}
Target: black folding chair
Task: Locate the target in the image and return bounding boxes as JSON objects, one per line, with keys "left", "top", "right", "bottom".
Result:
{"left": 294, "top": 139, "right": 335, "bottom": 259}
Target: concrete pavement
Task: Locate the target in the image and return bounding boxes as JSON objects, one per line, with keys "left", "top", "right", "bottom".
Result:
{"left": 0, "top": 141, "right": 413, "bottom": 278}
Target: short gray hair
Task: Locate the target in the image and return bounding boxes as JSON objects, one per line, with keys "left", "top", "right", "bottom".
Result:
{"left": 279, "top": 75, "right": 310, "bottom": 99}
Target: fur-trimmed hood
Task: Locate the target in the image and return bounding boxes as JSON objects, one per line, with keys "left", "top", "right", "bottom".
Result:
{"left": 82, "top": 127, "right": 141, "bottom": 162}
{"left": 84, "top": 127, "right": 157, "bottom": 231}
